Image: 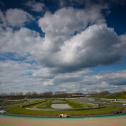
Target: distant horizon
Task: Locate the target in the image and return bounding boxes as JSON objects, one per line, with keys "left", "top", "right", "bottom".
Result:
{"left": 0, "top": 90, "right": 125, "bottom": 95}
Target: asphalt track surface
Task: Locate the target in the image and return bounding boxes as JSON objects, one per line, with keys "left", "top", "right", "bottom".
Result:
{"left": 0, "top": 114, "right": 126, "bottom": 126}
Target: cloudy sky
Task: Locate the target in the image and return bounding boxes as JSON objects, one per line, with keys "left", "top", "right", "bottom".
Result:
{"left": 0, "top": 0, "right": 126, "bottom": 94}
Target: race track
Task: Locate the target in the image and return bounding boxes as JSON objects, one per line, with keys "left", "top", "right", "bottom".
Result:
{"left": 0, "top": 115, "right": 126, "bottom": 126}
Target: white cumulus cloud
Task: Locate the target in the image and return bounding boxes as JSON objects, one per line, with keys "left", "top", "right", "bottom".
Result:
{"left": 0, "top": 9, "right": 34, "bottom": 27}
{"left": 25, "top": 0, "right": 45, "bottom": 12}
{"left": 0, "top": 6, "right": 126, "bottom": 93}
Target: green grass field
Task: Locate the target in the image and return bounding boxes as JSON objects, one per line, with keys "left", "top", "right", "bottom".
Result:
{"left": 2, "top": 97, "right": 125, "bottom": 117}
